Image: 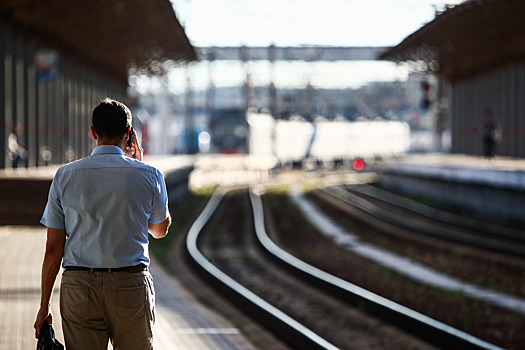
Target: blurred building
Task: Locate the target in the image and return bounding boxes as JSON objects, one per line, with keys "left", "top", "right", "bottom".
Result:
{"left": 0, "top": 0, "right": 196, "bottom": 169}
{"left": 381, "top": 0, "right": 525, "bottom": 157}
{"left": 136, "top": 46, "right": 435, "bottom": 155}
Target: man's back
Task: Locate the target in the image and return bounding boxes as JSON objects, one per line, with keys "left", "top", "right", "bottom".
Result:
{"left": 41, "top": 145, "right": 169, "bottom": 268}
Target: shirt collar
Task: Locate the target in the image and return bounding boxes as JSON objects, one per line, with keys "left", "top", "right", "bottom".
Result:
{"left": 91, "top": 145, "right": 125, "bottom": 156}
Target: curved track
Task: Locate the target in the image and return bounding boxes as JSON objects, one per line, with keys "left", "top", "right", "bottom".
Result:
{"left": 323, "top": 184, "right": 525, "bottom": 258}
{"left": 184, "top": 188, "right": 504, "bottom": 350}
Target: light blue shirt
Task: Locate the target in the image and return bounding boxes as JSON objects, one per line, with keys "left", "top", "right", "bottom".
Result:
{"left": 41, "top": 145, "right": 169, "bottom": 268}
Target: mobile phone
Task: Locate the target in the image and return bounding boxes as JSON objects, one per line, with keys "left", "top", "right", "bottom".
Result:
{"left": 127, "top": 126, "right": 134, "bottom": 149}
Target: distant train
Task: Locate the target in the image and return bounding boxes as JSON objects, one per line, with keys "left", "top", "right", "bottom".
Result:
{"left": 207, "top": 108, "right": 410, "bottom": 167}
{"left": 247, "top": 111, "right": 410, "bottom": 168}
{"left": 208, "top": 108, "right": 249, "bottom": 154}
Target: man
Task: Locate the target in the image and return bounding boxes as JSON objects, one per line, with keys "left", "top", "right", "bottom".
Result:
{"left": 482, "top": 108, "right": 501, "bottom": 159}
{"left": 34, "top": 98, "right": 171, "bottom": 350}
{"left": 8, "top": 125, "right": 28, "bottom": 168}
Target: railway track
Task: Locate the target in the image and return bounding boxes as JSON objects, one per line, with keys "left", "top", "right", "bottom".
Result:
{"left": 184, "top": 188, "right": 504, "bottom": 350}
{"left": 323, "top": 184, "right": 525, "bottom": 258}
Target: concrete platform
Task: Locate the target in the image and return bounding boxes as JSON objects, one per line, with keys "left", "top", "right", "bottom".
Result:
{"left": 0, "top": 155, "right": 195, "bottom": 181}
{"left": 375, "top": 153, "right": 525, "bottom": 189}
{"left": 0, "top": 155, "right": 195, "bottom": 226}
{"left": 0, "top": 226, "right": 257, "bottom": 350}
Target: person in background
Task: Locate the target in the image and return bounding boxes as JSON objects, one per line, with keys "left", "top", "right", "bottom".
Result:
{"left": 34, "top": 98, "right": 171, "bottom": 350}
{"left": 8, "top": 125, "right": 27, "bottom": 168}
{"left": 482, "top": 108, "right": 501, "bottom": 158}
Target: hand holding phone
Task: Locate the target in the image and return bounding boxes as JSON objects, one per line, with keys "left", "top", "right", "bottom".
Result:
{"left": 127, "top": 126, "right": 134, "bottom": 149}
{"left": 125, "top": 126, "right": 143, "bottom": 161}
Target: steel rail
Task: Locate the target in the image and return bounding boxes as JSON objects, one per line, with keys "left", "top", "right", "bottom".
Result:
{"left": 249, "top": 189, "right": 505, "bottom": 350}
{"left": 184, "top": 188, "right": 340, "bottom": 350}
{"left": 345, "top": 183, "right": 525, "bottom": 243}
{"left": 320, "top": 186, "right": 525, "bottom": 258}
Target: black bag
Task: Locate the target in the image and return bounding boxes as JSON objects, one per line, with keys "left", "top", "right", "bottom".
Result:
{"left": 37, "top": 323, "right": 64, "bottom": 350}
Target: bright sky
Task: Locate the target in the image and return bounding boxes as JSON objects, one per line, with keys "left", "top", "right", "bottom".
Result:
{"left": 170, "top": 0, "right": 465, "bottom": 47}
{"left": 136, "top": 0, "right": 465, "bottom": 93}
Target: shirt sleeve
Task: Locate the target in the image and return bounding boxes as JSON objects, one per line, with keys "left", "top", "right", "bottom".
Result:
{"left": 40, "top": 175, "right": 66, "bottom": 229}
{"left": 149, "top": 169, "right": 169, "bottom": 224}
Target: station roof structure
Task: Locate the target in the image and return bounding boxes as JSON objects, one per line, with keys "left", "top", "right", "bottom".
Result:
{"left": 380, "top": 0, "right": 525, "bottom": 81}
{"left": 196, "top": 46, "right": 387, "bottom": 61}
{"left": 0, "top": 0, "right": 197, "bottom": 83}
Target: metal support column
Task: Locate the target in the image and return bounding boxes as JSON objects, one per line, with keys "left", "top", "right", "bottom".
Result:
{"left": 4, "top": 32, "right": 14, "bottom": 169}
{"left": 25, "top": 43, "right": 37, "bottom": 167}
{"left": 0, "top": 30, "right": 6, "bottom": 169}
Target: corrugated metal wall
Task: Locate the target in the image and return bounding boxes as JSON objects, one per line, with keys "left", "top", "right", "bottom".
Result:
{"left": 451, "top": 63, "right": 525, "bottom": 157}
{"left": 1, "top": 29, "right": 126, "bottom": 169}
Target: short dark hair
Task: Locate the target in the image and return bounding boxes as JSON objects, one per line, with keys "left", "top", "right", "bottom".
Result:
{"left": 91, "top": 98, "right": 132, "bottom": 141}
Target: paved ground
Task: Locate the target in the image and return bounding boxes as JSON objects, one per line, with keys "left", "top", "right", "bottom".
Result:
{"left": 0, "top": 226, "right": 257, "bottom": 350}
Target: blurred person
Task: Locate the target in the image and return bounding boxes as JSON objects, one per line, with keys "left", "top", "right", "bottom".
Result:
{"left": 34, "top": 98, "right": 171, "bottom": 350}
{"left": 8, "top": 125, "right": 27, "bottom": 168}
{"left": 482, "top": 108, "right": 501, "bottom": 158}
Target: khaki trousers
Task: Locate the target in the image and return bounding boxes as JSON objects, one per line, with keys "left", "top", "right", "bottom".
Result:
{"left": 60, "top": 269, "right": 155, "bottom": 350}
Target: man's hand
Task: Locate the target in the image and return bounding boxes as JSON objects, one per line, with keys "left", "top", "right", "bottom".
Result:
{"left": 125, "top": 129, "right": 143, "bottom": 161}
{"left": 34, "top": 228, "right": 65, "bottom": 339}
{"left": 34, "top": 307, "right": 52, "bottom": 339}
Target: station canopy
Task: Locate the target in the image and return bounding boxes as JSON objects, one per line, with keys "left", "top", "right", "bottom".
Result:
{"left": 380, "top": 0, "right": 525, "bottom": 81}
{"left": 0, "top": 0, "right": 197, "bottom": 82}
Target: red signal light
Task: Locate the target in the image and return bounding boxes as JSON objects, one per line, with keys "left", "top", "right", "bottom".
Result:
{"left": 352, "top": 158, "right": 365, "bottom": 171}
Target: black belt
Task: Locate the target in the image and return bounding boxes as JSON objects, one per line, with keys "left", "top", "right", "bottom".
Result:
{"left": 64, "top": 264, "right": 147, "bottom": 273}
